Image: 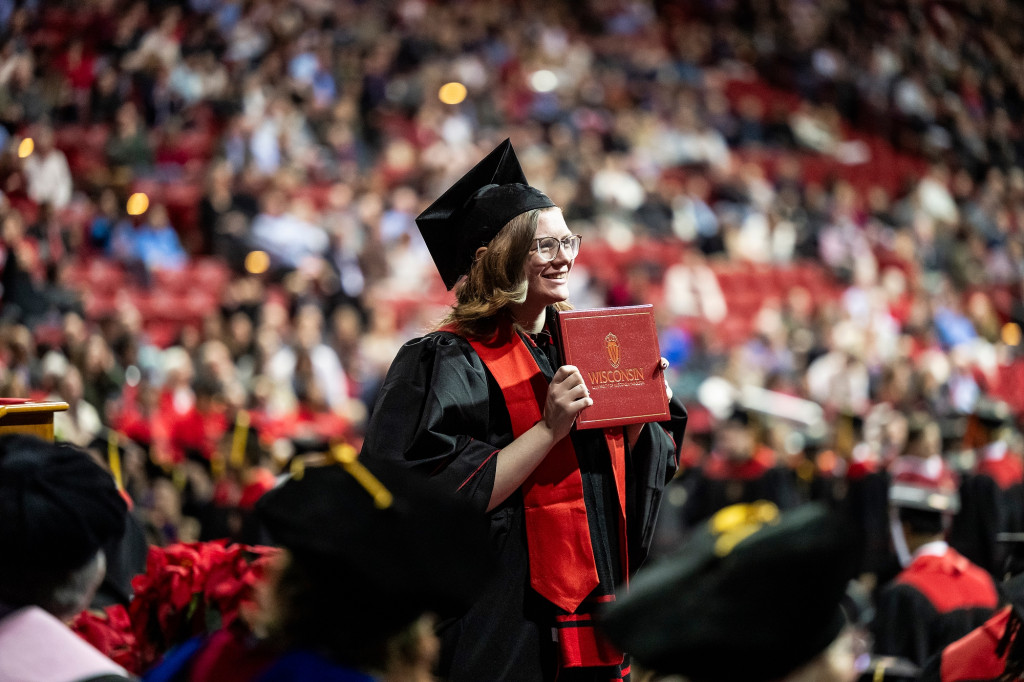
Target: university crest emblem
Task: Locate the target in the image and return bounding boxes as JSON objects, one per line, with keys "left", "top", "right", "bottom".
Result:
{"left": 605, "top": 332, "right": 620, "bottom": 368}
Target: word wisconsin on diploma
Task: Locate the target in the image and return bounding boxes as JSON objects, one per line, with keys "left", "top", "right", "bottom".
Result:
{"left": 588, "top": 367, "right": 645, "bottom": 385}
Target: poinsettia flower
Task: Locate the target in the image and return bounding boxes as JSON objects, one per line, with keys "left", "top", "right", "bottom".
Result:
{"left": 125, "top": 541, "right": 280, "bottom": 672}
{"left": 71, "top": 605, "right": 141, "bottom": 674}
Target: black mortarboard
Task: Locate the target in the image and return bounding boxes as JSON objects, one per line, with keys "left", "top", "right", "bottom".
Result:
{"left": 255, "top": 456, "right": 493, "bottom": 622}
{"left": 599, "top": 501, "right": 861, "bottom": 682}
{"left": 416, "top": 138, "right": 555, "bottom": 290}
{"left": 0, "top": 434, "right": 127, "bottom": 578}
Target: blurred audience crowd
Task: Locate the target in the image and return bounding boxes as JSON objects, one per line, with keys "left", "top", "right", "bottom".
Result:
{"left": 0, "top": 0, "right": 1020, "bottom": 553}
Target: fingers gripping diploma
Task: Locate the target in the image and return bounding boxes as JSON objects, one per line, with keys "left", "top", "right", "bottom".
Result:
{"left": 543, "top": 365, "right": 593, "bottom": 442}
{"left": 659, "top": 357, "right": 672, "bottom": 401}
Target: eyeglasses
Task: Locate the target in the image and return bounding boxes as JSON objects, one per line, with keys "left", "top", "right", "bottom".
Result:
{"left": 531, "top": 234, "right": 582, "bottom": 262}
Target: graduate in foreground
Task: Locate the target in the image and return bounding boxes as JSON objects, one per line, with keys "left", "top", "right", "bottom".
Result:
{"left": 600, "top": 501, "right": 862, "bottom": 682}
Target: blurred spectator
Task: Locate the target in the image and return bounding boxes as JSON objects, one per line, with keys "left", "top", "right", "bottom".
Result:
{"left": 250, "top": 188, "right": 328, "bottom": 271}
{"left": 133, "top": 203, "right": 186, "bottom": 272}
{"left": 267, "top": 303, "right": 347, "bottom": 415}
{"left": 51, "top": 365, "right": 103, "bottom": 447}
{"left": 105, "top": 102, "right": 153, "bottom": 177}
{"left": 198, "top": 159, "right": 257, "bottom": 257}
{"left": 88, "top": 188, "right": 129, "bottom": 254}
{"left": 663, "top": 406, "right": 800, "bottom": 539}
{"left": 21, "top": 126, "right": 72, "bottom": 209}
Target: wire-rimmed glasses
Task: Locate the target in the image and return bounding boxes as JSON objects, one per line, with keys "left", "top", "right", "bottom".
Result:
{"left": 532, "top": 234, "right": 582, "bottom": 262}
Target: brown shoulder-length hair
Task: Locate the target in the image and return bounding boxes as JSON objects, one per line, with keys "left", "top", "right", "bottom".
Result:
{"left": 440, "top": 207, "right": 571, "bottom": 338}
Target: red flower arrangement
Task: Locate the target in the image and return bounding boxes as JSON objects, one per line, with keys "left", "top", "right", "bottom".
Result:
{"left": 73, "top": 541, "right": 279, "bottom": 674}
{"left": 70, "top": 604, "right": 140, "bottom": 674}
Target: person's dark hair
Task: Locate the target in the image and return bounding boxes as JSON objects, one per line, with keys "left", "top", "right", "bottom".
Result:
{"left": 0, "top": 550, "right": 107, "bottom": 620}
{"left": 898, "top": 506, "right": 945, "bottom": 536}
{"left": 266, "top": 551, "right": 423, "bottom": 670}
{"left": 441, "top": 207, "right": 570, "bottom": 338}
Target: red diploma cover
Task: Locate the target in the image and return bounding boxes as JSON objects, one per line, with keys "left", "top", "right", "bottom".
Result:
{"left": 555, "top": 305, "right": 670, "bottom": 430}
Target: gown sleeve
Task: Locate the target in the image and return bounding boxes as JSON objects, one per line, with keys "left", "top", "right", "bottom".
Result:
{"left": 360, "top": 332, "right": 503, "bottom": 513}
{"left": 625, "top": 396, "right": 687, "bottom": 568}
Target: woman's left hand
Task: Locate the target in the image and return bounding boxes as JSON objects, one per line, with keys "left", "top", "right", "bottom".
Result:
{"left": 625, "top": 358, "right": 671, "bottom": 447}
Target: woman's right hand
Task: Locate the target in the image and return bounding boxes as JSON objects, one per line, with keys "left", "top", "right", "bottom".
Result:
{"left": 542, "top": 365, "right": 593, "bottom": 442}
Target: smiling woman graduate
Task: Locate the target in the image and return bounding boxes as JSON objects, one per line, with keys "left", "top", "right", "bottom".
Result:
{"left": 360, "top": 139, "right": 688, "bottom": 682}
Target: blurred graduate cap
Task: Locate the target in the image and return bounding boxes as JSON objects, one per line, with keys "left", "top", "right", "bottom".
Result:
{"left": 599, "top": 501, "right": 862, "bottom": 681}
{"left": 255, "top": 447, "right": 493, "bottom": 622}
{"left": 0, "top": 434, "right": 127, "bottom": 583}
{"left": 415, "top": 138, "right": 555, "bottom": 290}
{"left": 888, "top": 455, "right": 960, "bottom": 514}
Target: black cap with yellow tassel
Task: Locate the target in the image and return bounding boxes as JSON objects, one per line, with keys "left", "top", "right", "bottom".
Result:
{"left": 599, "top": 501, "right": 862, "bottom": 682}
{"left": 255, "top": 444, "right": 494, "bottom": 620}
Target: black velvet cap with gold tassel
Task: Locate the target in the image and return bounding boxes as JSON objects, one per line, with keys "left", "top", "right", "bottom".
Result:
{"left": 599, "top": 501, "right": 862, "bottom": 682}
{"left": 255, "top": 444, "right": 493, "bottom": 619}
{"left": 416, "top": 138, "right": 555, "bottom": 290}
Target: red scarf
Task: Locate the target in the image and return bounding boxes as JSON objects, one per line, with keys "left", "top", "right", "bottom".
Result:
{"left": 451, "top": 325, "right": 628, "bottom": 668}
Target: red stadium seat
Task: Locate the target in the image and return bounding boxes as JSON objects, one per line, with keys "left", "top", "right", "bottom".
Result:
{"left": 187, "top": 258, "right": 231, "bottom": 295}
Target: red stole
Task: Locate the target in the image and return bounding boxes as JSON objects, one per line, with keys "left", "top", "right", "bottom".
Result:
{"left": 451, "top": 325, "right": 628, "bottom": 666}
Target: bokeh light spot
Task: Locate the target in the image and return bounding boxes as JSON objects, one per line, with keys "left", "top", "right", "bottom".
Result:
{"left": 1002, "top": 322, "right": 1021, "bottom": 346}
{"left": 438, "top": 81, "right": 467, "bottom": 105}
{"left": 126, "top": 192, "right": 149, "bottom": 216}
{"left": 245, "top": 250, "right": 270, "bottom": 275}
{"left": 529, "top": 69, "right": 559, "bottom": 93}
{"left": 17, "top": 138, "right": 33, "bottom": 158}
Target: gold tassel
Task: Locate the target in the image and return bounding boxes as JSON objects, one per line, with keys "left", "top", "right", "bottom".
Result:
{"left": 330, "top": 443, "right": 393, "bottom": 509}
{"left": 107, "top": 430, "right": 123, "bottom": 491}
{"left": 230, "top": 410, "right": 250, "bottom": 470}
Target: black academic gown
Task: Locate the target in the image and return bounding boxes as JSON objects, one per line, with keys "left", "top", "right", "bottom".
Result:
{"left": 871, "top": 547, "right": 999, "bottom": 666}
{"left": 361, "top": 314, "right": 686, "bottom": 682}
{"left": 949, "top": 446, "right": 1024, "bottom": 577}
{"left": 670, "top": 450, "right": 800, "bottom": 532}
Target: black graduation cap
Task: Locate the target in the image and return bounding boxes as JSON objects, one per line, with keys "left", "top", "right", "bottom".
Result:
{"left": 599, "top": 501, "right": 861, "bottom": 682}
{"left": 255, "top": 456, "right": 493, "bottom": 624}
{"left": 416, "top": 138, "right": 555, "bottom": 290}
{"left": 0, "top": 434, "right": 127, "bottom": 582}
